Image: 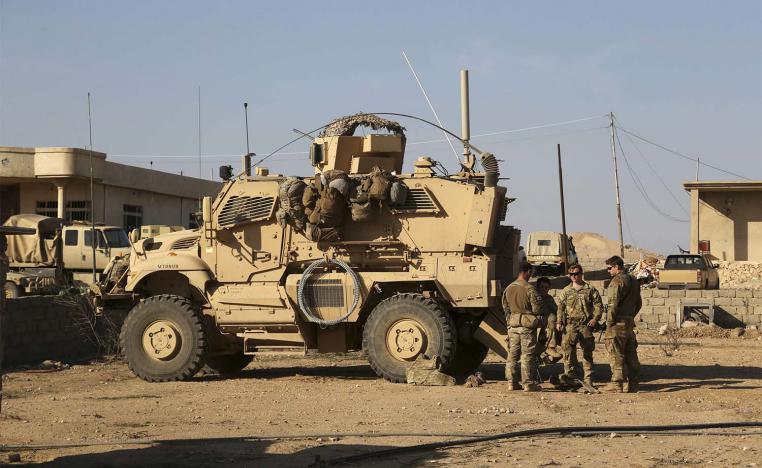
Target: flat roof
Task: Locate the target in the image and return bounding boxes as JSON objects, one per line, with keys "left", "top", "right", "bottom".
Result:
{"left": 683, "top": 180, "right": 762, "bottom": 192}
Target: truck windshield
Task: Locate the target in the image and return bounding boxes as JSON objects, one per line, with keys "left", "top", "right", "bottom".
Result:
{"left": 665, "top": 255, "right": 706, "bottom": 269}
{"left": 103, "top": 229, "right": 131, "bottom": 248}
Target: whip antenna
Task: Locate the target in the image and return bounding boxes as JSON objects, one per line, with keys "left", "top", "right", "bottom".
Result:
{"left": 242, "top": 102, "right": 253, "bottom": 176}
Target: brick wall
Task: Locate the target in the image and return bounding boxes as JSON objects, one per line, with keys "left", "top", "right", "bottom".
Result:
{"left": 548, "top": 283, "right": 762, "bottom": 329}
{"left": 1, "top": 295, "right": 100, "bottom": 368}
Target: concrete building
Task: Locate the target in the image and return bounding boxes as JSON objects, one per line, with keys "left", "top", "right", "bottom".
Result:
{"left": 684, "top": 180, "right": 762, "bottom": 262}
{"left": 0, "top": 147, "right": 221, "bottom": 231}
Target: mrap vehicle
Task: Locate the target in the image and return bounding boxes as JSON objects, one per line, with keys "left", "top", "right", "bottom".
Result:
{"left": 97, "top": 92, "right": 521, "bottom": 383}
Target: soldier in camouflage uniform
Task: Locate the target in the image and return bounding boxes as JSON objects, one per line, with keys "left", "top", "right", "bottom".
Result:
{"left": 602, "top": 255, "right": 642, "bottom": 393}
{"left": 503, "top": 262, "right": 546, "bottom": 392}
{"left": 535, "top": 277, "right": 561, "bottom": 363}
{"left": 556, "top": 264, "right": 603, "bottom": 386}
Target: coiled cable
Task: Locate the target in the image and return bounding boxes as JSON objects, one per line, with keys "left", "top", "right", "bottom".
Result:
{"left": 297, "top": 257, "right": 361, "bottom": 327}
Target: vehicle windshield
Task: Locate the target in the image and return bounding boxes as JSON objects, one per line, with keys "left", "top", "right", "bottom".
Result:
{"left": 665, "top": 255, "right": 706, "bottom": 269}
{"left": 102, "top": 229, "right": 131, "bottom": 248}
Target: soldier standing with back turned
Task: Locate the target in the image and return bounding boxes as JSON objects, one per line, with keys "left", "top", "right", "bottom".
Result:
{"left": 503, "top": 262, "right": 546, "bottom": 392}
{"left": 602, "top": 255, "right": 642, "bottom": 393}
{"left": 556, "top": 264, "right": 603, "bottom": 387}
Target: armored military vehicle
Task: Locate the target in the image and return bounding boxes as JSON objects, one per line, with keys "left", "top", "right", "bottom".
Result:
{"left": 100, "top": 77, "right": 520, "bottom": 382}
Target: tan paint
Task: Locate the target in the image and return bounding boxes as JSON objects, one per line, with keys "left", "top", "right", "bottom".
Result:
{"left": 684, "top": 181, "right": 762, "bottom": 261}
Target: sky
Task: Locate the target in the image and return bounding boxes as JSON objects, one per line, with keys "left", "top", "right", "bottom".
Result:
{"left": 1, "top": 0, "right": 760, "bottom": 254}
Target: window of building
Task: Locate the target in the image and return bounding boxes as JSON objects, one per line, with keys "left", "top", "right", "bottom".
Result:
{"left": 66, "top": 200, "right": 91, "bottom": 222}
{"left": 123, "top": 205, "right": 143, "bottom": 232}
{"left": 36, "top": 201, "right": 58, "bottom": 218}
{"left": 64, "top": 230, "right": 78, "bottom": 246}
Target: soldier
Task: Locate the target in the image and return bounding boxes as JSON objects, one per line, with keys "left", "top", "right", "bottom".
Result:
{"left": 556, "top": 264, "right": 603, "bottom": 386}
{"left": 503, "top": 261, "right": 545, "bottom": 392}
{"left": 535, "top": 277, "right": 562, "bottom": 363}
{"left": 602, "top": 255, "right": 642, "bottom": 393}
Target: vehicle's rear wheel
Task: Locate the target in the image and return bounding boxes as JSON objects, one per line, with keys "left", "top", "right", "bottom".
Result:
{"left": 445, "top": 341, "right": 489, "bottom": 376}
{"left": 362, "top": 293, "right": 456, "bottom": 383}
{"left": 120, "top": 294, "right": 205, "bottom": 382}
{"left": 203, "top": 352, "right": 253, "bottom": 375}
{"left": 3, "top": 281, "right": 21, "bottom": 299}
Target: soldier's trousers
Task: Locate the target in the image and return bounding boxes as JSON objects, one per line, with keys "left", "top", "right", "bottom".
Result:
{"left": 506, "top": 326, "right": 538, "bottom": 385}
{"left": 605, "top": 323, "right": 640, "bottom": 383}
{"left": 562, "top": 323, "right": 595, "bottom": 380}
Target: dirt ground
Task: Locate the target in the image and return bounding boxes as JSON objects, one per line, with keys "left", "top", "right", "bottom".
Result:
{"left": 1, "top": 332, "right": 761, "bottom": 467}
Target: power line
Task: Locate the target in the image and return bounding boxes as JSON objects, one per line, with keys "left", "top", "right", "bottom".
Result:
{"left": 615, "top": 126, "right": 751, "bottom": 181}
{"left": 613, "top": 116, "right": 689, "bottom": 217}
{"left": 614, "top": 127, "right": 689, "bottom": 223}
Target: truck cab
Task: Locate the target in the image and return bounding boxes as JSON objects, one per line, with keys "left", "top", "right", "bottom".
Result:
{"left": 61, "top": 223, "right": 132, "bottom": 272}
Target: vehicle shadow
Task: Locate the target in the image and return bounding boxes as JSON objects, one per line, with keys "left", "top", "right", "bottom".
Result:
{"left": 197, "top": 363, "right": 379, "bottom": 382}
{"left": 20, "top": 437, "right": 434, "bottom": 467}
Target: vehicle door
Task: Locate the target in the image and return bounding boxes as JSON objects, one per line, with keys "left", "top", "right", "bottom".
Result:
{"left": 82, "top": 229, "right": 108, "bottom": 270}
{"left": 705, "top": 255, "right": 720, "bottom": 288}
{"left": 62, "top": 228, "right": 82, "bottom": 269}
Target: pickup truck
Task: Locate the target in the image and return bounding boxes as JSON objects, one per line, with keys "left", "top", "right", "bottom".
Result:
{"left": 3, "top": 214, "right": 131, "bottom": 297}
{"left": 656, "top": 254, "right": 720, "bottom": 290}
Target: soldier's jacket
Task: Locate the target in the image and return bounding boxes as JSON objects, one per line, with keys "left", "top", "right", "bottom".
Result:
{"left": 606, "top": 272, "right": 642, "bottom": 324}
{"left": 558, "top": 282, "right": 603, "bottom": 325}
{"left": 502, "top": 279, "right": 546, "bottom": 328}
{"left": 540, "top": 293, "right": 558, "bottom": 325}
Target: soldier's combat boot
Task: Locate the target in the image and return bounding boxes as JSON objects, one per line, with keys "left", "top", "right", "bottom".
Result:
{"left": 627, "top": 380, "right": 640, "bottom": 393}
{"left": 523, "top": 383, "right": 542, "bottom": 392}
{"left": 507, "top": 381, "right": 522, "bottom": 391}
{"left": 601, "top": 381, "right": 623, "bottom": 393}
{"left": 584, "top": 377, "right": 594, "bottom": 388}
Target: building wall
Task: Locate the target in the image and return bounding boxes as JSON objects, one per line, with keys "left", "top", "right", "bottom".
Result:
{"left": 694, "top": 191, "right": 762, "bottom": 261}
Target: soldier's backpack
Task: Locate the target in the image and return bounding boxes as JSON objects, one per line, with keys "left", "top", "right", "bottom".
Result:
{"left": 276, "top": 177, "right": 307, "bottom": 231}
{"left": 389, "top": 181, "right": 408, "bottom": 206}
{"left": 368, "top": 166, "right": 393, "bottom": 200}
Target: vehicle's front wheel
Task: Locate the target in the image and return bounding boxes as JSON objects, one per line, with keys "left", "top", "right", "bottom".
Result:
{"left": 120, "top": 295, "right": 206, "bottom": 382}
{"left": 362, "top": 293, "right": 456, "bottom": 383}
{"left": 3, "top": 281, "right": 21, "bottom": 299}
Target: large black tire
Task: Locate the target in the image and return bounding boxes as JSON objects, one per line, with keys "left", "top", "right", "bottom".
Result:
{"left": 120, "top": 295, "right": 206, "bottom": 382}
{"left": 4, "top": 281, "right": 22, "bottom": 299}
{"left": 203, "top": 352, "right": 253, "bottom": 375}
{"left": 362, "top": 293, "right": 456, "bottom": 383}
{"left": 445, "top": 341, "right": 489, "bottom": 377}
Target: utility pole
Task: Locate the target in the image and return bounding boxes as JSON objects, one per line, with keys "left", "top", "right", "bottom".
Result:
{"left": 198, "top": 85, "right": 202, "bottom": 179}
{"left": 696, "top": 157, "right": 700, "bottom": 181}
{"left": 609, "top": 112, "right": 625, "bottom": 258}
{"left": 557, "top": 144, "right": 569, "bottom": 274}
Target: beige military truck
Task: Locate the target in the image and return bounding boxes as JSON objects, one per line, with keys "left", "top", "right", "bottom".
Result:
{"left": 525, "top": 231, "right": 578, "bottom": 276}
{"left": 656, "top": 254, "right": 720, "bottom": 290}
{"left": 97, "top": 112, "right": 520, "bottom": 383}
{"left": 3, "top": 214, "right": 131, "bottom": 296}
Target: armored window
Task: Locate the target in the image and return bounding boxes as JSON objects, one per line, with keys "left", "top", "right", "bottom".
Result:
{"left": 64, "top": 230, "right": 78, "bottom": 246}
{"left": 123, "top": 204, "right": 143, "bottom": 233}
{"left": 66, "top": 200, "right": 91, "bottom": 222}
{"left": 537, "top": 239, "right": 551, "bottom": 246}
{"left": 35, "top": 200, "right": 58, "bottom": 218}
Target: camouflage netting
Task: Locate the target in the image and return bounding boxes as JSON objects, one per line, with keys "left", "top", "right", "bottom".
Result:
{"left": 318, "top": 113, "right": 405, "bottom": 138}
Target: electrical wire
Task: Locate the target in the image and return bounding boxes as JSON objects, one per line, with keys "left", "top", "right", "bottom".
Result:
{"left": 614, "top": 117, "right": 689, "bottom": 217}
{"left": 616, "top": 126, "right": 752, "bottom": 181}
{"left": 614, "top": 127, "right": 689, "bottom": 223}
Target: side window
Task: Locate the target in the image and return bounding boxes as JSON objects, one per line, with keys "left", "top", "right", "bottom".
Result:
{"left": 84, "top": 230, "right": 92, "bottom": 247}
{"left": 123, "top": 205, "right": 143, "bottom": 233}
{"left": 64, "top": 230, "right": 78, "bottom": 246}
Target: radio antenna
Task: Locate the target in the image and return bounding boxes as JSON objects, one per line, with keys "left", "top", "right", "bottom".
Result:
{"left": 87, "top": 92, "right": 97, "bottom": 284}
{"left": 242, "top": 102, "right": 253, "bottom": 176}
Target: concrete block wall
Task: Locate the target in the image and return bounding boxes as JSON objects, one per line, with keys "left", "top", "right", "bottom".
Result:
{"left": 1, "top": 295, "right": 99, "bottom": 368}
{"left": 548, "top": 285, "right": 762, "bottom": 329}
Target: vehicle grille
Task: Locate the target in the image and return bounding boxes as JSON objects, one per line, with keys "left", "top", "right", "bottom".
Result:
{"left": 303, "top": 278, "right": 345, "bottom": 308}
{"left": 218, "top": 196, "right": 275, "bottom": 228}
{"left": 393, "top": 188, "right": 439, "bottom": 213}
{"left": 171, "top": 237, "right": 198, "bottom": 250}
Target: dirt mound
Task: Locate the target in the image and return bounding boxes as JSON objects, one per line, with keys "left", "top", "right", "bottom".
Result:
{"left": 570, "top": 232, "right": 663, "bottom": 264}
{"left": 671, "top": 323, "right": 760, "bottom": 340}
{"left": 716, "top": 261, "right": 762, "bottom": 289}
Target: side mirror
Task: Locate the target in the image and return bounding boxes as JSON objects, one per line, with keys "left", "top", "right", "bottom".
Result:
{"left": 202, "top": 196, "right": 212, "bottom": 225}
{"left": 219, "top": 165, "right": 233, "bottom": 181}
{"left": 309, "top": 143, "right": 324, "bottom": 166}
